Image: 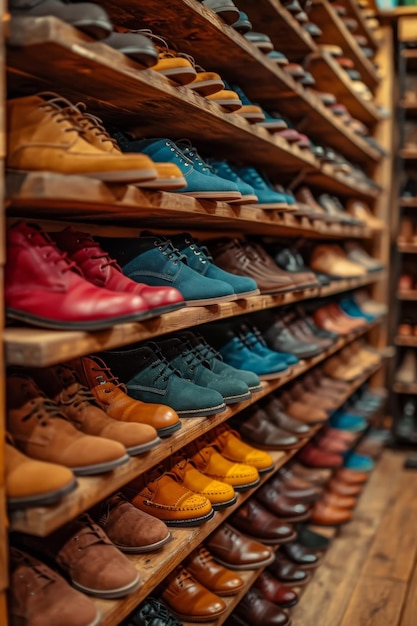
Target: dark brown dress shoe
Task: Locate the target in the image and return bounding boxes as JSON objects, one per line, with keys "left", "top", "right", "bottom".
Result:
{"left": 161, "top": 566, "right": 227, "bottom": 622}
{"left": 268, "top": 474, "right": 322, "bottom": 503}
{"left": 232, "top": 588, "right": 291, "bottom": 626}
{"left": 230, "top": 499, "right": 297, "bottom": 544}
{"left": 254, "top": 571, "right": 299, "bottom": 608}
{"left": 256, "top": 484, "right": 311, "bottom": 521}
{"left": 297, "top": 443, "right": 344, "bottom": 469}
{"left": 281, "top": 541, "right": 321, "bottom": 569}
{"left": 263, "top": 396, "right": 311, "bottom": 437}
{"left": 206, "top": 523, "right": 275, "bottom": 570}
{"left": 185, "top": 546, "right": 244, "bottom": 596}
{"left": 267, "top": 553, "right": 311, "bottom": 585}
{"left": 238, "top": 406, "right": 300, "bottom": 450}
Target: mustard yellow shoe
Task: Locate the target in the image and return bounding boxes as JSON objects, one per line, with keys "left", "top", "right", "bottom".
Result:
{"left": 235, "top": 105, "right": 266, "bottom": 123}
{"left": 152, "top": 53, "right": 197, "bottom": 85}
{"left": 189, "top": 442, "right": 260, "bottom": 491}
{"left": 139, "top": 163, "right": 187, "bottom": 190}
{"left": 209, "top": 424, "right": 274, "bottom": 473}
{"left": 171, "top": 456, "right": 237, "bottom": 509}
{"left": 187, "top": 71, "right": 225, "bottom": 96}
{"left": 206, "top": 89, "right": 242, "bottom": 111}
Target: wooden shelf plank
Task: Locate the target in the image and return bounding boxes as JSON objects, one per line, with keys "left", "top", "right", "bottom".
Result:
{"left": 397, "top": 290, "right": 417, "bottom": 301}
{"left": 6, "top": 172, "right": 375, "bottom": 240}
{"left": 4, "top": 270, "right": 385, "bottom": 368}
{"left": 306, "top": 163, "right": 380, "bottom": 200}
{"left": 393, "top": 382, "right": 417, "bottom": 394}
{"left": 339, "top": 0, "right": 381, "bottom": 50}
{"left": 400, "top": 149, "right": 417, "bottom": 160}
{"left": 396, "top": 336, "right": 417, "bottom": 347}
{"left": 92, "top": 361, "right": 382, "bottom": 626}
{"left": 400, "top": 198, "right": 417, "bottom": 208}
{"left": 305, "top": 51, "right": 381, "bottom": 125}
{"left": 397, "top": 242, "right": 417, "bottom": 253}
{"left": 311, "top": 0, "right": 380, "bottom": 90}
{"left": 236, "top": 0, "right": 317, "bottom": 62}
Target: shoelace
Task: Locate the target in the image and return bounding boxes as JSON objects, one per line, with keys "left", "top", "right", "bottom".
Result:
{"left": 54, "top": 364, "right": 97, "bottom": 409}
{"left": 11, "top": 548, "right": 58, "bottom": 592}
{"left": 36, "top": 91, "right": 84, "bottom": 133}
{"left": 97, "top": 492, "right": 127, "bottom": 526}
{"left": 91, "top": 358, "right": 129, "bottom": 394}
{"left": 20, "top": 383, "right": 69, "bottom": 426}
{"left": 238, "top": 167, "right": 266, "bottom": 186}
{"left": 176, "top": 140, "right": 216, "bottom": 175}
{"left": 70, "top": 514, "right": 111, "bottom": 548}
{"left": 207, "top": 159, "right": 239, "bottom": 181}
{"left": 20, "top": 225, "right": 77, "bottom": 275}
{"left": 153, "top": 237, "right": 186, "bottom": 264}
{"left": 71, "top": 231, "right": 122, "bottom": 271}
{"left": 71, "top": 102, "right": 120, "bottom": 150}
{"left": 144, "top": 343, "right": 183, "bottom": 384}
{"left": 182, "top": 235, "right": 211, "bottom": 265}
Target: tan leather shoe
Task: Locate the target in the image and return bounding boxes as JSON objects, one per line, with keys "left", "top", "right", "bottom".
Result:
{"left": 7, "top": 94, "right": 158, "bottom": 182}
{"left": 310, "top": 500, "right": 352, "bottom": 525}
{"left": 7, "top": 375, "right": 129, "bottom": 475}
{"left": 208, "top": 424, "right": 274, "bottom": 473}
{"left": 335, "top": 468, "right": 369, "bottom": 484}
{"left": 72, "top": 355, "right": 181, "bottom": 438}
{"left": 5, "top": 442, "right": 77, "bottom": 508}
{"left": 170, "top": 455, "right": 237, "bottom": 509}
{"left": 310, "top": 245, "right": 367, "bottom": 278}
{"left": 188, "top": 441, "right": 260, "bottom": 491}
{"left": 289, "top": 463, "right": 332, "bottom": 485}
{"left": 321, "top": 491, "right": 357, "bottom": 509}
{"left": 123, "top": 467, "right": 214, "bottom": 526}
{"left": 206, "top": 523, "right": 275, "bottom": 569}
{"left": 235, "top": 104, "right": 266, "bottom": 122}
{"left": 347, "top": 200, "right": 383, "bottom": 230}
{"left": 327, "top": 477, "right": 363, "bottom": 496}
{"left": 162, "top": 566, "right": 227, "bottom": 621}
{"left": 206, "top": 89, "right": 243, "bottom": 111}
{"left": 186, "top": 546, "right": 244, "bottom": 596}
{"left": 29, "top": 364, "right": 160, "bottom": 457}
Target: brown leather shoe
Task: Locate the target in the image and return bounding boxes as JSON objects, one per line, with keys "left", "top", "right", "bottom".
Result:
{"left": 334, "top": 467, "right": 369, "bottom": 484}
{"left": 9, "top": 548, "right": 101, "bottom": 626}
{"left": 90, "top": 492, "right": 171, "bottom": 553}
{"left": 185, "top": 546, "right": 244, "bottom": 596}
{"left": 282, "top": 396, "right": 328, "bottom": 425}
{"left": 268, "top": 474, "right": 322, "bottom": 503}
{"left": 71, "top": 355, "right": 181, "bottom": 438}
{"left": 310, "top": 500, "right": 353, "bottom": 525}
{"left": 238, "top": 405, "right": 300, "bottom": 450}
{"left": 298, "top": 443, "right": 344, "bottom": 468}
{"left": 263, "top": 396, "right": 311, "bottom": 437}
{"left": 267, "top": 552, "right": 311, "bottom": 585}
{"left": 253, "top": 571, "right": 299, "bottom": 608}
{"left": 290, "top": 462, "right": 333, "bottom": 485}
{"left": 16, "top": 514, "right": 140, "bottom": 598}
{"left": 123, "top": 468, "right": 214, "bottom": 526}
{"left": 206, "top": 523, "right": 275, "bottom": 570}
{"left": 256, "top": 483, "right": 310, "bottom": 521}
{"left": 232, "top": 588, "right": 291, "bottom": 626}
{"left": 230, "top": 499, "right": 297, "bottom": 544}
{"left": 322, "top": 491, "right": 357, "bottom": 509}
{"left": 327, "top": 477, "right": 363, "bottom": 496}
{"left": 161, "top": 566, "right": 227, "bottom": 622}
{"left": 310, "top": 245, "right": 367, "bottom": 278}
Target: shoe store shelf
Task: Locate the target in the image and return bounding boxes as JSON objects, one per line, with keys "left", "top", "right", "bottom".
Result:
{"left": 395, "top": 335, "right": 417, "bottom": 347}
{"left": 7, "top": 13, "right": 380, "bottom": 167}
{"left": 399, "top": 101, "right": 417, "bottom": 117}
{"left": 339, "top": 0, "right": 380, "bottom": 51}
{"left": 8, "top": 321, "right": 382, "bottom": 538}
{"left": 397, "top": 242, "right": 417, "bottom": 253}
{"left": 305, "top": 163, "right": 379, "bottom": 200}
{"left": 92, "top": 360, "right": 382, "bottom": 626}
{"left": 237, "top": 0, "right": 317, "bottom": 62}
{"left": 4, "top": 273, "right": 386, "bottom": 368}
{"left": 397, "top": 290, "right": 417, "bottom": 300}
{"left": 310, "top": 0, "right": 380, "bottom": 90}
{"left": 392, "top": 382, "right": 417, "bottom": 394}
{"left": 400, "top": 149, "right": 417, "bottom": 161}
{"left": 304, "top": 51, "right": 381, "bottom": 125}
{"left": 6, "top": 172, "right": 376, "bottom": 240}
{"left": 400, "top": 198, "right": 417, "bottom": 208}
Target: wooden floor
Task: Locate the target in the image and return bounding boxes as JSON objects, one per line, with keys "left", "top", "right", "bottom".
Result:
{"left": 291, "top": 450, "right": 417, "bottom": 626}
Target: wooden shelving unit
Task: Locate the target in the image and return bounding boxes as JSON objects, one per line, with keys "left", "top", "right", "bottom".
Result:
{"left": 396, "top": 335, "right": 417, "bottom": 347}
{"left": 397, "top": 290, "right": 417, "bottom": 300}
{"left": 339, "top": 0, "right": 380, "bottom": 50}
{"left": 393, "top": 382, "right": 417, "bottom": 394}
{"left": 397, "top": 242, "right": 417, "bottom": 253}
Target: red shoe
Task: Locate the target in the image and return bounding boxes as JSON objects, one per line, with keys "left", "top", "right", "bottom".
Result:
{"left": 297, "top": 443, "right": 343, "bottom": 469}
{"left": 254, "top": 571, "right": 298, "bottom": 608}
{"left": 52, "top": 227, "right": 185, "bottom": 315}
{"left": 5, "top": 222, "right": 152, "bottom": 330}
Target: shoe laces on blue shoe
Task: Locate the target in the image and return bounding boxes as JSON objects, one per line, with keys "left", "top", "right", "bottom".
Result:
{"left": 238, "top": 323, "right": 299, "bottom": 366}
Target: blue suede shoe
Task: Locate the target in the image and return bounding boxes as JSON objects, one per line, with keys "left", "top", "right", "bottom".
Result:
{"left": 339, "top": 297, "right": 375, "bottom": 322}
{"left": 329, "top": 412, "right": 367, "bottom": 432}
{"left": 233, "top": 166, "right": 289, "bottom": 209}
{"left": 219, "top": 335, "right": 289, "bottom": 380}
{"left": 113, "top": 135, "right": 242, "bottom": 202}
{"left": 170, "top": 233, "right": 259, "bottom": 297}
{"left": 206, "top": 159, "right": 258, "bottom": 204}
{"left": 343, "top": 451, "right": 374, "bottom": 472}
{"left": 238, "top": 324, "right": 299, "bottom": 366}
{"left": 266, "top": 50, "right": 289, "bottom": 65}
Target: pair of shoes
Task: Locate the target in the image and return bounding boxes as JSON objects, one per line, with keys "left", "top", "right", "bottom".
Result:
{"left": 314, "top": 301, "right": 368, "bottom": 335}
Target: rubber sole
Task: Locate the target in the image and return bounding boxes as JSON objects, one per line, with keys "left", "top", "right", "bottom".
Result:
{"left": 184, "top": 294, "right": 237, "bottom": 306}
{"left": 156, "top": 420, "right": 182, "bottom": 438}
{"left": 126, "top": 435, "right": 161, "bottom": 456}
{"left": 176, "top": 402, "right": 227, "bottom": 417}
{"left": 212, "top": 495, "right": 238, "bottom": 509}
{"left": 213, "top": 551, "right": 276, "bottom": 570}
{"left": 163, "top": 508, "right": 215, "bottom": 527}
{"left": 73, "top": 572, "right": 141, "bottom": 599}
{"left": 7, "top": 477, "right": 78, "bottom": 509}
{"left": 223, "top": 391, "right": 252, "bottom": 404}
{"left": 114, "top": 530, "right": 171, "bottom": 553}
{"left": 181, "top": 190, "right": 243, "bottom": 201}
{"left": 70, "top": 453, "right": 130, "bottom": 476}
{"left": 233, "top": 477, "right": 261, "bottom": 491}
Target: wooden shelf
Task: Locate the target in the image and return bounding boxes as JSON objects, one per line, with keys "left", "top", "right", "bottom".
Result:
{"left": 90, "top": 360, "right": 381, "bottom": 626}
{"left": 400, "top": 198, "right": 417, "bottom": 208}
{"left": 4, "top": 267, "right": 385, "bottom": 367}
{"left": 8, "top": 324, "right": 383, "bottom": 538}
{"left": 393, "top": 382, "right": 417, "bottom": 394}
{"left": 397, "top": 242, "right": 417, "bottom": 253}
{"left": 306, "top": 163, "right": 380, "bottom": 200}
{"left": 311, "top": 0, "right": 380, "bottom": 90}
{"left": 237, "top": 0, "right": 317, "bottom": 62}
{"left": 400, "top": 100, "right": 417, "bottom": 116}
{"left": 395, "top": 335, "right": 417, "bottom": 346}
{"left": 305, "top": 51, "right": 381, "bottom": 125}
{"left": 400, "top": 148, "right": 417, "bottom": 160}
{"left": 397, "top": 290, "right": 417, "bottom": 300}
{"left": 339, "top": 0, "right": 381, "bottom": 50}
{"left": 6, "top": 171, "right": 375, "bottom": 240}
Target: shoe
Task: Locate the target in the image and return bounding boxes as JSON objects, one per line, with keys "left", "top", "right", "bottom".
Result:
{"left": 51, "top": 228, "right": 185, "bottom": 315}
{"left": 268, "top": 472, "right": 322, "bottom": 503}
{"left": 310, "top": 245, "right": 367, "bottom": 278}
{"left": 256, "top": 482, "right": 310, "bottom": 521}
{"left": 91, "top": 492, "right": 171, "bottom": 553}
{"left": 262, "top": 396, "right": 311, "bottom": 437}
{"left": 161, "top": 566, "right": 227, "bottom": 622}
{"left": 124, "top": 597, "right": 182, "bottom": 626}
{"left": 185, "top": 546, "right": 244, "bottom": 596}
{"left": 17, "top": 514, "right": 141, "bottom": 598}
{"left": 267, "top": 552, "right": 310, "bottom": 585}
{"left": 232, "top": 588, "right": 291, "bottom": 626}
{"left": 8, "top": 547, "right": 101, "bottom": 626}
{"left": 233, "top": 166, "right": 290, "bottom": 209}
{"left": 100, "top": 31, "right": 158, "bottom": 67}
{"left": 200, "top": 0, "right": 239, "bottom": 23}
{"left": 230, "top": 499, "right": 297, "bottom": 544}
{"left": 298, "top": 443, "right": 343, "bottom": 469}
{"left": 124, "top": 467, "right": 214, "bottom": 526}
{"left": 206, "top": 523, "right": 275, "bottom": 569}
{"left": 281, "top": 542, "right": 321, "bottom": 568}
{"left": 170, "top": 454, "right": 237, "bottom": 509}
{"left": 244, "top": 31, "right": 274, "bottom": 52}
{"left": 321, "top": 490, "right": 357, "bottom": 509}
{"left": 329, "top": 411, "right": 367, "bottom": 432}
{"left": 100, "top": 232, "right": 237, "bottom": 306}
{"left": 206, "top": 159, "right": 259, "bottom": 204}
{"left": 345, "top": 243, "right": 385, "bottom": 272}
{"left": 238, "top": 405, "right": 300, "bottom": 450}
{"left": 7, "top": 374, "right": 129, "bottom": 475}
{"left": 218, "top": 334, "right": 289, "bottom": 380}
{"left": 272, "top": 245, "right": 320, "bottom": 288}
{"left": 237, "top": 322, "right": 299, "bottom": 366}
{"left": 263, "top": 315, "right": 322, "bottom": 360}
{"left": 343, "top": 451, "right": 374, "bottom": 472}
{"left": 266, "top": 50, "right": 290, "bottom": 66}
{"left": 254, "top": 571, "right": 298, "bottom": 608}
{"left": 9, "top": 0, "right": 112, "bottom": 38}
{"left": 310, "top": 500, "right": 353, "bottom": 525}
{"left": 8, "top": 94, "right": 157, "bottom": 182}
{"left": 231, "top": 10, "right": 252, "bottom": 33}
{"left": 347, "top": 200, "right": 384, "bottom": 231}
{"left": 102, "top": 342, "right": 226, "bottom": 418}
{"left": 208, "top": 423, "right": 274, "bottom": 472}
{"left": 70, "top": 355, "right": 181, "bottom": 438}
{"left": 296, "top": 524, "right": 331, "bottom": 551}
{"left": 5, "top": 442, "right": 77, "bottom": 508}
{"left": 5, "top": 222, "right": 153, "bottom": 330}
{"left": 170, "top": 233, "right": 259, "bottom": 297}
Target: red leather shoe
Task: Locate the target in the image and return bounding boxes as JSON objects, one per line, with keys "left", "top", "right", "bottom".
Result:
{"left": 316, "top": 435, "right": 349, "bottom": 454}
{"left": 297, "top": 443, "right": 344, "bottom": 469}
{"left": 5, "top": 222, "right": 152, "bottom": 330}
{"left": 52, "top": 227, "right": 185, "bottom": 315}
{"left": 254, "top": 571, "right": 298, "bottom": 608}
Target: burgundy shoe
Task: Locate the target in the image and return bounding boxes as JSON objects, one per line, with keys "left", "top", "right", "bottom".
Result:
{"left": 298, "top": 443, "right": 344, "bottom": 469}
{"left": 52, "top": 227, "right": 184, "bottom": 315}
{"left": 6, "top": 222, "right": 152, "bottom": 330}
{"left": 254, "top": 571, "right": 299, "bottom": 608}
